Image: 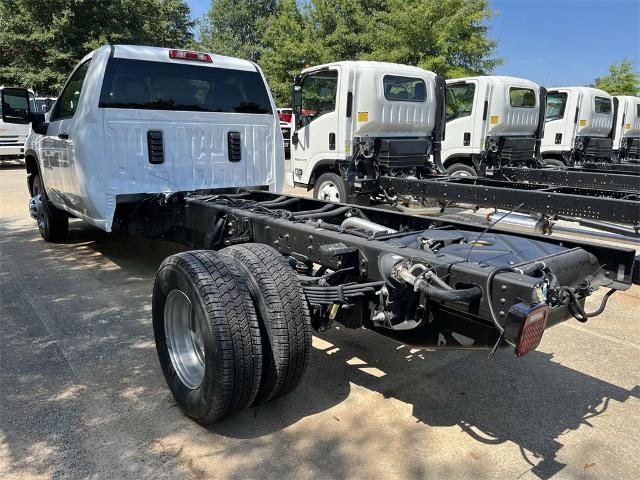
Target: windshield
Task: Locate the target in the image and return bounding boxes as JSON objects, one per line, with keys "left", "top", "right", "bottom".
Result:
{"left": 99, "top": 58, "right": 272, "bottom": 114}
{"left": 545, "top": 92, "right": 567, "bottom": 121}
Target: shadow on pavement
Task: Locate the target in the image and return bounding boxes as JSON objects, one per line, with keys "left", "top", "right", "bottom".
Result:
{"left": 1, "top": 218, "right": 638, "bottom": 479}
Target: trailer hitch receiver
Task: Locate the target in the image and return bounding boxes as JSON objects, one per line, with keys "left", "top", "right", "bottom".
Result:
{"left": 503, "top": 303, "right": 549, "bottom": 357}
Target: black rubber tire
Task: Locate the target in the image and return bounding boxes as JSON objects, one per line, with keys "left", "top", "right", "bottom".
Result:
{"left": 152, "top": 251, "right": 263, "bottom": 425}
{"left": 445, "top": 163, "right": 477, "bottom": 177}
{"left": 313, "top": 172, "right": 348, "bottom": 203}
{"left": 32, "top": 173, "right": 69, "bottom": 242}
{"left": 543, "top": 158, "right": 566, "bottom": 168}
{"left": 222, "top": 243, "right": 312, "bottom": 405}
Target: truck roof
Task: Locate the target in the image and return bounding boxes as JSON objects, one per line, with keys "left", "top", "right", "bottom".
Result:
{"left": 81, "top": 45, "right": 258, "bottom": 72}
{"left": 614, "top": 95, "right": 640, "bottom": 101}
{"left": 548, "top": 86, "right": 611, "bottom": 97}
{"left": 301, "top": 61, "right": 437, "bottom": 78}
{"left": 446, "top": 75, "right": 539, "bottom": 89}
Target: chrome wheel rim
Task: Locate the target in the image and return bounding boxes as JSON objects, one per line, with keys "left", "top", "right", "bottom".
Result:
{"left": 164, "top": 289, "right": 206, "bottom": 389}
{"left": 317, "top": 181, "right": 341, "bottom": 202}
{"left": 30, "top": 181, "right": 47, "bottom": 231}
{"left": 450, "top": 169, "right": 473, "bottom": 177}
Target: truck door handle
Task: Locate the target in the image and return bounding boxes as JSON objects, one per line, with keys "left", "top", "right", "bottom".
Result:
{"left": 463, "top": 132, "right": 471, "bottom": 146}
{"left": 329, "top": 132, "right": 335, "bottom": 150}
{"left": 555, "top": 133, "right": 562, "bottom": 144}
{"left": 58, "top": 133, "right": 69, "bottom": 139}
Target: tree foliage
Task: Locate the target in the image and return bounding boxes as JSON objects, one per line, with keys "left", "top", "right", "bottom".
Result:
{"left": 196, "top": 0, "right": 277, "bottom": 61}
{"left": 259, "top": 0, "right": 500, "bottom": 104}
{"left": 591, "top": 60, "right": 640, "bottom": 96}
{"left": 0, "top": 0, "right": 194, "bottom": 94}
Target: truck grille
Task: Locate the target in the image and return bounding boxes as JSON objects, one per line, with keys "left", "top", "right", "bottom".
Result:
{"left": 0, "top": 135, "right": 22, "bottom": 145}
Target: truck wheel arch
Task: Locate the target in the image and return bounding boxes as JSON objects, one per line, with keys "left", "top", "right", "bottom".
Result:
{"left": 442, "top": 155, "right": 474, "bottom": 170}
{"left": 24, "top": 151, "right": 40, "bottom": 196}
{"left": 307, "top": 160, "right": 341, "bottom": 189}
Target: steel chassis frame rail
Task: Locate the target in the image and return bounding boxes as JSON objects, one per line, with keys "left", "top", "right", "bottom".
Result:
{"left": 497, "top": 167, "right": 640, "bottom": 192}
{"left": 378, "top": 175, "right": 640, "bottom": 226}
{"left": 582, "top": 162, "right": 640, "bottom": 174}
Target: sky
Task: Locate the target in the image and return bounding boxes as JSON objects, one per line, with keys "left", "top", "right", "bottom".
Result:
{"left": 186, "top": 0, "right": 640, "bottom": 87}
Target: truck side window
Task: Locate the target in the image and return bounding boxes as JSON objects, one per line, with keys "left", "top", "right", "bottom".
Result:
{"left": 509, "top": 88, "right": 535, "bottom": 108}
{"left": 299, "top": 70, "right": 338, "bottom": 127}
{"left": 594, "top": 96, "right": 612, "bottom": 114}
{"left": 445, "top": 83, "right": 475, "bottom": 122}
{"left": 50, "top": 60, "right": 91, "bottom": 121}
{"left": 545, "top": 92, "right": 568, "bottom": 121}
{"left": 383, "top": 75, "right": 426, "bottom": 102}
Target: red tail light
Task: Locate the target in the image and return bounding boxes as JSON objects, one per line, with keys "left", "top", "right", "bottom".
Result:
{"left": 504, "top": 303, "right": 549, "bottom": 357}
{"left": 169, "top": 50, "right": 212, "bottom": 63}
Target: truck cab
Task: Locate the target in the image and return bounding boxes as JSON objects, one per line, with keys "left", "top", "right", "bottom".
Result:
{"left": 612, "top": 95, "right": 640, "bottom": 161}
{"left": 441, "top": 76, "right": 544, "bottom": 176}
{"left": 1, "top": 45, "right": 283, "bottom": 239}
{"left": 289, "top": 61, "right": 444, "bottom": 202}
{"left": 541, "top": 87, "right": 615, "bottom": 166}
{"left": 0, "top": 86, "right": 36, "bottom": 162}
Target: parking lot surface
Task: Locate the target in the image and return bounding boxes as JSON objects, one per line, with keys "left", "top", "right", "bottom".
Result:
{"left": 1, "top": 165, "right": 639, "bottom": 480}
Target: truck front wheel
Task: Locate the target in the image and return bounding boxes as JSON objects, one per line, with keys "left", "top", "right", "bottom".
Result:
{"left": 314, "top": 172, "right": 348, "bottom": 203}
{"left": 152, "top": 251, "right": 263, "bottom": 425}
{"left": 543, "top": 158, "right": 566, "bottom": 168}
{"left": 30, "top": 173, "right": 69, "bottom": 242}
{"left": 222, "top": 244, "right": 312, "bottom": 404}
{"left": 445, "top": 163, "right": 477, "bottom": 177}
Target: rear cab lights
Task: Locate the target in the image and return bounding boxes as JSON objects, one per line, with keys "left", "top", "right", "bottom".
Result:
{"left": 503, "top": 303, "right": 549, "bottom": 357}
{"left": 169, "top": 50, "right": 212, "bottom": 63}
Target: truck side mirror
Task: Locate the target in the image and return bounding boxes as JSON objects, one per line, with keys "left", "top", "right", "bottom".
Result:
{"left": 1, "top": 87, "right": 31, "bottom": 124}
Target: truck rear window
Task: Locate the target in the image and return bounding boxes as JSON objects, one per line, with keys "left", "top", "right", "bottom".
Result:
{"left": 594, "top": 96, "right": 611, "bottom": 114}
{"left": 509, "top": 88, "right": 535, "bottom": 108}
{"left": 99, "top": 58, "right": 272, "bottom": 114}
{"left": 383, "top": 76, "right": 427, "bottom": 102}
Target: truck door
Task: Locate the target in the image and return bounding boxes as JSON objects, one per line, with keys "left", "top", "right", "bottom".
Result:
{"left": 291, "top": 67, "right": 340, "bottom": 185}
{"left": 41, "top": 59, "right": 91, "bottom": 208}
{"left": 542, "top": 90, "right": 572, "bottom": 154}
{"left": 442, "top": 81, "right": 477, "bottom": 169}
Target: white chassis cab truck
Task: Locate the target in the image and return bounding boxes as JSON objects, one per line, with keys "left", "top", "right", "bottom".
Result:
{"left": 442, "top": 76, "right": 545, "bottom": 176}
{"left": 288, "top": 61, "right": 445, "bottom": 202}
{"left": 3, "top": 48, "right": 638, "bottom": 427}
{"left": 0, "top": 86, "right": 36, "bottom": 162}
{"left": 612, "top": 95, "right": 640, "bottom": 161}
{"left": 541, "top": 87, "right": 615, "bottom": 167}
{"left": 16, "top": 45, "right": 283, "bottom": 238}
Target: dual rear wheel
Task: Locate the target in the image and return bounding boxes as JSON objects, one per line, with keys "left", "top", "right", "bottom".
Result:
{"left": 152, "top": 244, "right": 312, "bottom": 425}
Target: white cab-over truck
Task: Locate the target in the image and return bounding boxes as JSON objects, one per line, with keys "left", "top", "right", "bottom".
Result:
{"left": 289, "top": 61, "right": 445, "bottom": 202}
{"left": 541, "top": 87, "right": 615, "bottom": 166}
{"left": 442, "top": 76, "right": 544, "bottom": 176}
{"left": 612, "top": 95, "right": 640, "bottom": 161}
{"left": 3, "top": 46, "right": 637, "bottom": 427}
{"left": 0, "top": 86, "right": 36, "bottom": 162}
{"left": 17, "top": 44, "right": 283, "bottom": 237}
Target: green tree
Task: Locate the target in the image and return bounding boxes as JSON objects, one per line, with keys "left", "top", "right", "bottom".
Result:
{"left": 259, "top": 0, "right": 500, "bottom": 105}
{"left": 591, "top": 60, "right": 640, "bottom": 96}
{"left": 196, "top": 0, "right": 278, "bottom": 61}
{"left": 0, "top": 0, "right": 194, "bottom": 94}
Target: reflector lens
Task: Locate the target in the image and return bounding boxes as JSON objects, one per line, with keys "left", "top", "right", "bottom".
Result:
{"left": 169, "top": 50, "right": 213, "bottom": 63}
{"left": 515, "top": 304, "right": 549, "bottom": 357}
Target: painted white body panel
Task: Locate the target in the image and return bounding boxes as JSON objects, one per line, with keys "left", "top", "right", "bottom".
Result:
{"left": 292, "top": 61, "right": 437, "bottom": 186}
{"left": 0, "top": 87, "right": 35, "bottom": 158}
{"left": 613, "top": 95, "right": 640, "bottom": 150}
{"left": 541, "top": 87, "right": 613, "bottom": 155}
{"left": 26, "top": 45, "right": 283, "bottom": 231}
{"left": 441, "top": 76, "right": 540, "bottom": 166}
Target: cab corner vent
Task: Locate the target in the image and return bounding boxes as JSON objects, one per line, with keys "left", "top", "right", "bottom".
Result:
{"left": 147, "top": 130, "right": 164, "bottom": 164}
{"left": 228, "top": 131, "right": 241, "bottom": 162}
